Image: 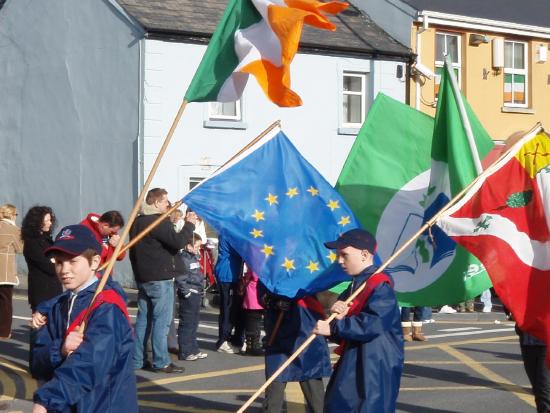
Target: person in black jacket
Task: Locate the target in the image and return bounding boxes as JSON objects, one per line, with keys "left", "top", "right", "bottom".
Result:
{"left": 21, "top": 206, "right": 61, "bottom": 312}
{"left": 21, "top": 206, "right": 62, "bottom": 374}
{"left": 129, "top": 188, "right": 196, "bottom": 373}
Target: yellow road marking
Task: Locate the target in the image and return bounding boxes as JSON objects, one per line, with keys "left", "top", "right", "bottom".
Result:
{"left": 139, "top": 389, "right": 255, "bottom": 396}
{"left": 137, "top": 364, "right": 264, "bottom": 389}
{"left": 138, "top": 400, "right": 228, "bottom": 412}
{"left": 439, "top": 344, "right": 535, "bottom": 407}
{"left": 0, "top": 367, "right": 16, "bottom": 400}
{"left": 407, "top": 335, "right": 517, "bottom": 350}
{"left": 0, "top": 358, "right": 36, "bottom": 400}
{"left": 405, "top": 360, "right": 522, "bottom": 365}
{"left": 286, "top": 381, "right": 306, "bottom": 413}
{"left": 400, "top": 385, "right": 530, "bottom": 391}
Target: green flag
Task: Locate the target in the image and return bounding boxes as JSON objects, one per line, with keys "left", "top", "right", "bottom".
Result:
{"left": 336, "top": 64, "right": 494, "bottom": 305}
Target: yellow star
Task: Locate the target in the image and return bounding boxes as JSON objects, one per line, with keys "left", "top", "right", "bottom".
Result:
{"left": 327, "top": 200, "right": 340, "bottom": 211}
{"left": 327, "top": 251, "right": 337, "bottom": 263}
{"left": 338, "top": 216, "right": 351, "bottom": 226}
{"left": 261, "top": 244, "right": 274, "bottom": 257}
{"left": 306, "top": 260, "right": 319, "bottom": 273}
{"left": 281, "top": 257, "right": 296, "bottom": 271}
{"left": 286, "top": 187, "right": 299, "bottom": 198}
{"left": 265, "top": 193, "right": 278, "bottom": 206}
{"left": 250, "top": 228, "right": 263, "bottom": 238}
{"left": 251, "top": 209, "right": 265, "bottom": 222}
{"left": 307, "top": 186, "right": 319, "bottom": 196}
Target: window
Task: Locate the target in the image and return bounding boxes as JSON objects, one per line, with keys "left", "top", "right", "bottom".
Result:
{"left": 434, "top": 32, "right": 461, "bottom": 98}
{"left": 342, "top": 72, "right": 367, "bottom": 128}
{"left": 189, "top": 176, "right": 204, "bottom": 191}
{"left": 504, "top": 40, "right": 528, "bottom": 107}
{"left": 208, "top": 100, "right": 242, "bottom": 121}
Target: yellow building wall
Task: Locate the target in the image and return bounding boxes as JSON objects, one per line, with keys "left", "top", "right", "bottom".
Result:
{"left": 410, "top": 26, "right": 550, "bottom": 140}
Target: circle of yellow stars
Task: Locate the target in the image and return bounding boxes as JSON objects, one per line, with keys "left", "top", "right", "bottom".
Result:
{"left": 247, "top": 187, "right": 351, "bottom": 274}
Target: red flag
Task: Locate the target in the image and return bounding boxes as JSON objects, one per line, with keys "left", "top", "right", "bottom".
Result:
{"left": 437, "top": 127, "right": 550, "bottom": 365}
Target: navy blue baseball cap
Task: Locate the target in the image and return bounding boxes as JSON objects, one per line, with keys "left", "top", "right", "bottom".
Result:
{"left": 46, "top": 224, "right": 102, "bottom": 256}
{"left": 324, "top": 228, "right": 377, "bottom": 253}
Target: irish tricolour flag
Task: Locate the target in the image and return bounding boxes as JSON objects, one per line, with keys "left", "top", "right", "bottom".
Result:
{"left": 437, "top": 127, "right": 550, "bottom": 365}
{"left": 184, "top": 0, "right": 348, "bottom": 108}
{"left": 336, "top": 62, "right": 494, "bottom": 306}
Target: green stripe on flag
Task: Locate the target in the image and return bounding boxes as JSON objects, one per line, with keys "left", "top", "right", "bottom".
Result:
{"left": 185, "top": 0, "right": 262, "bottom": 102}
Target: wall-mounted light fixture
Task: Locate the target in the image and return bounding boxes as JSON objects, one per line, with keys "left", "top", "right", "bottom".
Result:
{"left": 492, "top": 38, "right": 504, "bottom": 73}
{"left": 469, "top": 34, "right": 489, "bottom": 46}
{"left": 536, "top": 44, "right": 548, "bottom": 63}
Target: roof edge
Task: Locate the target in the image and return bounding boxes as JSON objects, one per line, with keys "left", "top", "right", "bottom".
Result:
{"left": 418, "top": 11, "right": 550, "bottom": 39}
{"left": 144, "top": 29, "right": 413, "bottom": 61}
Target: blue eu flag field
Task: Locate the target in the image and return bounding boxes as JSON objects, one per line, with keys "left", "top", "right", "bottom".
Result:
{"left": 182, "top": 128, "right": 360, "bottom": 298}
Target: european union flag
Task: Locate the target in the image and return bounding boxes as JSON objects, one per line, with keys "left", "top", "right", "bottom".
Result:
{"left": 182, "top": 128, "right": 361, "bottom": 298}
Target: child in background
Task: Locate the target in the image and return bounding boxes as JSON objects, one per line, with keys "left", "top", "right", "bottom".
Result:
{"left": 240, "top": 265, "right": 264, "bottom": 356}
{"left": 176, "top": 234, "right": 207, "bottom": 361}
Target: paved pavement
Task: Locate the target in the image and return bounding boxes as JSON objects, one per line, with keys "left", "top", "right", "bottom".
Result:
{"left": 0, "top": 292, "right": 536, "bottom": 413}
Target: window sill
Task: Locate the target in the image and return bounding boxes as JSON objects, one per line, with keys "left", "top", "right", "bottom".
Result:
{"left": 501, "top": 106, "right": 535, "bottom": 115}
{"left": 203, "top": 120, "right": 248, "bottom": 130}
{"left": 338, "top": 127, "right": 360, "bottom": 136}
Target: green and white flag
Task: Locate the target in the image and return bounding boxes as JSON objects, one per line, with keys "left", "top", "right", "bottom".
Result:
{"left": 336, "top": 67, "right": 494, "bottom": 306}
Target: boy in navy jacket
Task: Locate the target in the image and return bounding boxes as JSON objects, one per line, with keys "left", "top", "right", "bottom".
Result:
{"left": 314, "top": 229, "right": 404, "bottom": 413}
{"left": 176, "top": 234, "right": 207, "bottom": 361}
{"left": 31, "top": 225, "right": 137, "bottom": 413}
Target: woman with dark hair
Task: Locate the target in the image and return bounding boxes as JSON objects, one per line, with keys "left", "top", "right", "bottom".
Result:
{"left": 21, "top": 206, "right": 62, "bottom": 311}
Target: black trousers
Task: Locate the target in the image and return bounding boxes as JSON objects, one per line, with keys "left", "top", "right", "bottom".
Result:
{"left": 261, "top": 378, "right": 324, "bottom": 413}
{"left": 216, "top": 282, "right": 245, "bottom": 348}
{"left": 521, "top": 344, "right": 550, "bottom": 413}
{"left": 0, "top": 285, "right": 13, "bottom": 338}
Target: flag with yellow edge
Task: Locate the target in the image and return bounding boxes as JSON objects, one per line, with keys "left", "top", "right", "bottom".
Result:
{"left": 182, "top": 127, "right": 360, "bottom": 298}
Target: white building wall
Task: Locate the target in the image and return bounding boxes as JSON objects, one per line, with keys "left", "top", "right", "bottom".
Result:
{"left": 142, "top": 39, "right": 406, "bottom": 203}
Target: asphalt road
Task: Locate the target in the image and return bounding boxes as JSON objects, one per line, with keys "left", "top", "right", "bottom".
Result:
{"left": 0, "top": 293, "right": 536, "bottom": 413}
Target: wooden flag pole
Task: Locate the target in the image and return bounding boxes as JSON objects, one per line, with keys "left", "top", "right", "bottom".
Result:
{"left": 94, "top": 119, "right": 282, "bottom": 274}
{"left": 96, "top": 201, "right": 183, "bottom": 273}
{"left": 78, "top": 99, "right": 189, "bottom": 332}
{"left": 236, "top": 128, "right": 542, "bottom": 412}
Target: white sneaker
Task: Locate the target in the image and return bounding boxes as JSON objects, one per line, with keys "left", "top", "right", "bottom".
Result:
{"left": 184, "top": 354, "right": 198, "bottom": 361}
{"left": 439, "top": 305, "right": 457, "bottom": 314}
{"left": 424, "top": 318, "right": 435, "bottom": 324}
{"left": 195, "top": 352, "right": 208, "bottom": 359}
{"left": 217, "top": 341, "right": 236, "bottom": 354}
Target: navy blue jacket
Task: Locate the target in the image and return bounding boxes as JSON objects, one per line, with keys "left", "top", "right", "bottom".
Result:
{"left": 214, "top": 234, "right": 243, "bottom": 284}
{"left": 263, "top": 293, "right": 331, "bottom": 382}
{"left": 325, "top": 266, "right": 404, "bottom": 413}
{"left": 175, "top": 250, "right": 204, "bottom": 296}
{"left": 32, "top": 279, "right": 138, "bottom": 413}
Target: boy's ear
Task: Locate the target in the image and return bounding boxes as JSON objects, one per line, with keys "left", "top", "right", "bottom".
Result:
{"left": 91, "top": 254, "right": 101, "bottom": 271}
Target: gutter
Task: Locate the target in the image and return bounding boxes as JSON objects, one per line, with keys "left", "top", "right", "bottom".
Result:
{"left": 418, "top": 11, "right": 550, "bottom": 39}
{"left": 144, "top": 30, "right": 412, "bottom": 62}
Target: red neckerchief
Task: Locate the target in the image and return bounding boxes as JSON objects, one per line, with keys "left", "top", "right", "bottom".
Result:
{"left": 65, "top": 289, "right": 131, "bottom": 337}
{"left": 334, "top": 273, "right": 393, "bottom": 356}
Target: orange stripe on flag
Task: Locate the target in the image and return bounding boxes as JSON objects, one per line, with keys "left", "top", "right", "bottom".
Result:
{"left": 240, "top": 59, "right": 302, "bottom": 107}
{"left": 244, "top": 0, "right": 347, "bottom": 107}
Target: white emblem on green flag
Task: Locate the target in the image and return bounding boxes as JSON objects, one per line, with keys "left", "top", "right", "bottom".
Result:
{"left": 336, "top": 65, "right": 494, "bottom": 306}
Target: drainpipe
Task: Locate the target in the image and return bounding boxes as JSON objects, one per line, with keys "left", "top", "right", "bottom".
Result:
{"left": 415, "top": 14, "right": 429, "bottom": 110}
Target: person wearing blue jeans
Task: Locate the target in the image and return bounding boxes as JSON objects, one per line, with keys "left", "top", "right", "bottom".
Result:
{"left": 134, "top": 279, "right": 175, "bottom": 369}
{"left": 401, "top": 306, "right": 428, "bottom": 341}
{"left": 129, "top": 188, "right": 196, "bottom": 373}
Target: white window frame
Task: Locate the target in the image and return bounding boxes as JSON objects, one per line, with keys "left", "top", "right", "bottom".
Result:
{"left": 434, "top": 32, "right": 462, "bottom": 96}
{"left": 503, "top": 40, "right": 529, "bottom": 108}
{"left": 208, "top": 100, "right": 242, "bottom": 121}
{"left": 341, "top": 71, "right": 368, "bottom": 129}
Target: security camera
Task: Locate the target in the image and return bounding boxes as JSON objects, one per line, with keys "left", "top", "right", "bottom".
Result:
{"left": 411, "top": 62, "right": 435, "bottom": 80}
